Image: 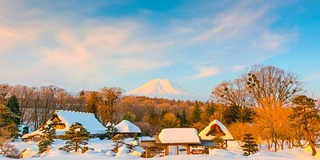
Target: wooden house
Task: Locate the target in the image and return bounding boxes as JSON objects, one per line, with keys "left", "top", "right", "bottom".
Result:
{"left": 22, "top": 110, "right": 106, "bottom": 141}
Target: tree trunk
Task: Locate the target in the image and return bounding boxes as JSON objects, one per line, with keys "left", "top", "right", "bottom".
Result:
{"left": 310, "top": 144, "right": 317, "bottom": 156}
{"left": 75, "top": 142, "right": 78, "bottom": 152}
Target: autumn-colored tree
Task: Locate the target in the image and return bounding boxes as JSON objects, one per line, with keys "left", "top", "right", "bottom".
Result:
{"left": 0, "top": 84, "right": 10, "bottom": 105}
{"left": 228, "top": 122, "right": 251, "bottom": 145}
{"left": 161, "top": 113, "right": 180, "bottom": 128}
{"left": 98, "top": 87, "right": 123, "bottom": 125}
{"left": 245, "top": 65, "right": 304, "bottom": 152}
{"left": 86, "top": 91, "right": 100, "bottom": 118}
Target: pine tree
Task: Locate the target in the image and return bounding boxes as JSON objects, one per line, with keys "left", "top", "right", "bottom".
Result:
{"left": 290, "top": 95, "right": 320, "bottom": 156}
{"left": 111, "top": 134, "right": 125, "bottom": 153}
{"left": 205, "top": 102, "right": 216, "bottom": 117}
{"left": 241, "top": 133, "right": 258, "bottom": 156}
{"left": 180, "top": 107, "right": 188, "bottom": 127}
{"left": 38, "top": 125, "right": 56, "bottom": 154}
{"left": 122, "top": 111, "right": 136, "bottom": 122}
{"left": 22, "top": 126, "right": 29, "bottom": 136}
{"left": 106, "top": 125, "right": 118, "bottom": 139}
{"left": 190, "top": 100, "right": 201, "bottom": 124}
{"left": 6, "top": 95, "right": 21, "bottom": 125}
{"left": 59, "top": 122, "right": 90, "bottom": 153}
{"left": 213, "top": 136, "right": 225, "bottom": 149}
{"left": 0, "top": 104, "right": 19, "bottom": 137}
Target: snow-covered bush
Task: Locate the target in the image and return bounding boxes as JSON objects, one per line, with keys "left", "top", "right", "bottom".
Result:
{"left": 241, "top": 133, "right": 258, "bottom": 156}
{"left": 111, "top": 134, "right": 125, "bottom": 153}
{"left": 59, "top": 122, "right": 90, "bottom": 153}
{"left": 0, "top": 128, "right": 20, "bottom": 158}
{"left": 38, "top": 125, "right": 56, "bottom": 154}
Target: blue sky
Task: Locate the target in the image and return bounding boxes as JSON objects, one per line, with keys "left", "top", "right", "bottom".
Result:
{"left": 1, "top": 0, "right": 320, "bottom": 100}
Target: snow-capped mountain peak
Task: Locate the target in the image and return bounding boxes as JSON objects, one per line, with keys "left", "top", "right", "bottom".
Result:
{"left": 126, "top": 78, "right": 193, "bottom": 100}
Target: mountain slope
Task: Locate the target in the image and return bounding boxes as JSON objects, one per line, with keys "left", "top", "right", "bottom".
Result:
{"left": 126, "top": 78, "right": 194, "bottom": 100}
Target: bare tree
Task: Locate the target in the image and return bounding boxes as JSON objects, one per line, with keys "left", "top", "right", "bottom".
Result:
{"left": 211, "top": 78, "right": 252, "bottom": 108}
{"left": 245, "top": 65, "right": 304, "bottom": 152}
{"left": 245, "top": 64, "right": 304, "bottom": 109}
{"left": 0, "top": 84, "right": 10, "bottom": 105}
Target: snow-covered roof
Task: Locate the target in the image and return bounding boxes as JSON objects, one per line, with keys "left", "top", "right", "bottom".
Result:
{"left": 158, "top": 128, "right": 200, "bottom": 144}
{"left": 115, "top": 120, "right": 141, "bottom": 133}
{"left": 23, "top": 110, "right": 106, "bottom": 139}
{"left": 199, "top": 119, "right": 234, "bottom": 140}
{"left": 52, "top": 110, "right": 106, "bottom": 134}
{"left": 22, "top": 130, "right": 42, "bottom": 139}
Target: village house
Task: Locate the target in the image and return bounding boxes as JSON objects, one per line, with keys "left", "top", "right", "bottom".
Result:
{"left": 22, "top": 110, "right": 106, "bottom": 141}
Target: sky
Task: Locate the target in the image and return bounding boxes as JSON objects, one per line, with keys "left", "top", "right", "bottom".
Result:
{"left": 1, "top": 0, "right": 320, "bottom": 100}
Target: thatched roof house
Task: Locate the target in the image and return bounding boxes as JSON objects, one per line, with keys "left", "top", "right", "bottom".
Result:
{"left": 22, "top": 110, "right": 106, "bottom": 141}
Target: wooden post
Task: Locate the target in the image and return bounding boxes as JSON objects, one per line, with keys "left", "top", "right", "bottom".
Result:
{"left": 176, "top": 146, "right": 179, "bottom": 155}
{"left": 187, "top": 145, "right": 190, "bottom": 155}
{"left": 164, "top": 146, "right": 169, "bottom": 155}
{"left": 146, "top": 147, "right": 149, "bottom": 158}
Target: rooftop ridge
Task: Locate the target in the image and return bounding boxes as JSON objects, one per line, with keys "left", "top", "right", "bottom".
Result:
{"left": 56, "top": 110, "right": 93, "bottom": 114}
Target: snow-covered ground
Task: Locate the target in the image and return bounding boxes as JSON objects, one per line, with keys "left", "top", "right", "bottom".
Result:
{"left": 1, "top": 138, "right": 319, "bottom": 160}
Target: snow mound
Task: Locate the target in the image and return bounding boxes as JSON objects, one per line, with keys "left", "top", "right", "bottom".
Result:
{"left": 115, "top": 120, "right": 141, "bottom": 133}
{"left": 209, "top": 149, "right": 236, "bottom": 157}
{"left": 20, "top": 147, "right": 38, "bottom": 158}
{"left": 105, "top": 150, "right": 115, "bottom": 157}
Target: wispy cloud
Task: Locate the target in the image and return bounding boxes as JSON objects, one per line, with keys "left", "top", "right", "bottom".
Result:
{"left": 0, "top": 1, "right": 299, "bottom": 92}
{"left": 233, "top": 65, "right": 246, "bottom": 71}
{"left": 303, "top": 73, "right": 320, "bottom": 82}
{"left": 191, "top": 67, "right": 220, "bottom": 79}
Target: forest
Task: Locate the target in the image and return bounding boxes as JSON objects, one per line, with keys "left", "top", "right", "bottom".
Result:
{"left": 1, "top": 64, "right": 320, "bottom": 156}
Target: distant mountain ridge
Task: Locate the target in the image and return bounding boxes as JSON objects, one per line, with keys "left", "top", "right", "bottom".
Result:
{"left": 126, "top": 78, "right": 194, "bottom": 100}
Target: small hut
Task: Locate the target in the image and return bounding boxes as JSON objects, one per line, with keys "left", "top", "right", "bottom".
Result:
{"left": 114, "top": 120, "right": 141, "bottom": 137}
{"left": 198, "top": 119, "right": 234, "bottom": 148}
{"left": 148, "top": 128, "right": 201, "bottom": 156}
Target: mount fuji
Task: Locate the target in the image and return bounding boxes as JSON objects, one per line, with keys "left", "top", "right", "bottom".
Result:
{"left": 126, "top": 78, "right": 195, "bottom": 100}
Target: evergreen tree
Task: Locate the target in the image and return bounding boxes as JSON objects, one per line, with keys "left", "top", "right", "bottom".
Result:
{"left": 106, "top": 125, "right": 118, "bottom": 139}
{"left": 241, "top": 133, "right": 258, "bottom": 156}
{"left": 6, "top": 95, "right": 21, "bottom": 125}
{"left": 38, "top": 125, "right": 56, "bottom": 154}
{"left": 223, "top": 105, "right": 240, "bottom": 125}
{"left": 59, "top": 122, "right": 90, "bottom": 153}
{"left": 190, "top": 101, "right": 201, "bottom": 124}
{"left": 179, "top": 108, "right": 188, "bottom": 127}
{"left": 290, "top": 95, "right": 320, "bottom": 156}
{"left": 205, "top": 102, "right": 216, "bottom": 117}
{"left": 213, "top": 136, "right": 225, "bottom": 149}
{"left": 0, "top": 104, "right": 19, "bottom": 137}
{"left": 122, "top": 111, "right": 136, "bottom": 122}
{"left": 22, "top": 126, "right": 29, "bottom": 136}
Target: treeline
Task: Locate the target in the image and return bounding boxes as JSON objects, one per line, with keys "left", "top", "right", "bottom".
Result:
{"left": 0, "top": 64, "right": 320, "bottom": 156}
